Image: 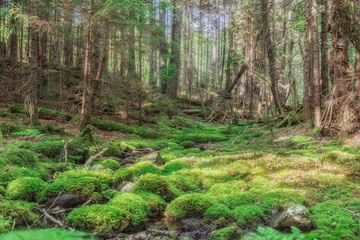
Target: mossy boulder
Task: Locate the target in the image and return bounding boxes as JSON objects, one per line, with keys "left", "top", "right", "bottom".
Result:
{"left": 1, "top": 149, "right": 38, "bottom": 167}
{"left": 212, "top": 226, "right": 242, "bottom": 240}
{"left": 56, "top": 169, "right": 113, "bottom": 185}
{"left": 166, "top": 193, "right": 214, "bottom": 220}
{"left": 101, "top": 159, "right": 121, "bottom": 171}
{"left": 137, "top": 191, "right": 167, "bottom": 212}
{"left": 31, "top": 140, "right": 64, "bottom": 159}
{"left": 39, "top": 177, "right": 102, "bottom": 202}
{"left": 0, "top": 200, "right": 40, "bottom": 228}
{"left": 114, "top": 162, "right": 161, "bottom": 183}
{"left": 68, "top": 125, "right": 94, "bottom": 163}
{"left": 108, "top": 192, "right": 151, "bottom": 226}
{"left": 260, "top": 190, "right": 308, "bottom": 209}
{"left": 66, "top": 204, "right": 130, "bottom": 234}
{"left": 6, "top": 177, "right": 47, "bottom": 202}
{"left": 133, "top": 173, "right": 175, "bottom": 202}
{"left": 180, "top": 140, "right": 195, "bottom": 149}
{"left": 162, "top": 160, "right": 190, "bottom": 175}
{"left": 204, "top": 204, "right": 231, "bottom": 220}
{"left": 222, "top": 193, "right": 255, "bottom": 209}
{"left": 230, "top": 205, "right": 264, "bottom": 226}
{"left": 0, "top": 166, "right": 42, "bottom": 186}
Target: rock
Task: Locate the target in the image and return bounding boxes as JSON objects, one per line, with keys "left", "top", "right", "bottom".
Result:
{"left": 271, "top": 203, "right": 312, "bottom": 231}
{"left": 44, "top": 194, "right": 87, "bottom": 209}
{"left": 181, "top": 218, "right": 202, "bottom": 231}
{"left": 139, "top": 152, "right": 163, "bottom": 166}
{"left": 121, "top": 182, "right": 135, "bottom": 193}
{"left": 125, "top": 231, "right": 148, "bottom": 240}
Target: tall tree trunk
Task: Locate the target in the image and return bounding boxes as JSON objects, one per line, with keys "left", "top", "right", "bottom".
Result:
{"left": 313, "top": 0, "right": 322, "bottom": 128}
{"left": 354, "top": 0, "right": 360, "bottom": 101}
{"left": 159, "top": 3, "right": 168, "bottom": 94}
{"left": 303, "top": 0, "right": 312, "bottom": 122}
{"left": 321, "top": 0, "right": 329, "bottom": 97}
{"left": 260, "top": 0, "right": 283, "bottom": 114}
{"left": 26, "top": 0, "right": 39, "bottom": 126}
{"left": 8, "top": 0, "right": 18, "bottom": 65}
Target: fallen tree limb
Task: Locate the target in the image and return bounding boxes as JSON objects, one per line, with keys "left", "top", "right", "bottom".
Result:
{"left": 84, "top": 148, "right": 108, "bottom": 167}
{"left": 39, "top": 209, "right": 64, "bottom": 228}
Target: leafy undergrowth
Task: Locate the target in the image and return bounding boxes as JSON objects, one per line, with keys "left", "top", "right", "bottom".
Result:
{"left": 0, "top": 107, "right": 359, "bottom": 239}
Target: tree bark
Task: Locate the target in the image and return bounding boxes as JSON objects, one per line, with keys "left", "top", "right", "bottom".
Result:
{"left": 313, "top": 0, "right": 322, "bottom": 128}
{"left": 321, "top": 0, "right": 329, "bottom": 97}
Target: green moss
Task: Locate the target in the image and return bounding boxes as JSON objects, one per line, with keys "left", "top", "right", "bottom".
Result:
{"left": 133, "top": 173, "right": 175, "bottom": 202}
{"left": 103, "top": 142, "right": 123, "bottom": 158}
{"left": 230, "top": 205, "right": 264, "bottom": 226}
{"left": 322, "top": 151, "right": 357, "bottom": 164}
{"left": 114, "top": 162, "right": 161, "bottom": 183}
{"left": 66, "top": 204, "right": 129, "bottom": 234}
{"left": 0, "top": 166, "right": 45, "bottom": 186}
{"left": 31, "top": 140, "right": 64, "bottom": 159}
{"left": 166, "top": 193, "right": 213, "bottom": 219}
{"left": 260, "top": 190, "right": 308, "bottom": 209}
{"left": 56, "top": 169, "right": 113, "bottom": 185}
{"left": 208, "top": 181, "right": 247, "bottom": 198}
{"left": 0, "top": 200, "right": 40, "bottom": 228}
{"left": 1, "top": 149, "right": 38, "bottom": 167}
{"left": 68, "top": 125, "right": 94, "bottom": 163}
{"left": 137, "top": 191, "right": 167, "bottom": 212}
{"left": 0, "top": 229, "right": 99, "bottom": 240}
{"left": 6, "top": 177, "right": 47, "bottom": 202}
{"left": 165, "top": 174, "right": 200, "bottom": 193}
{"left": 180, "top": 140, "right": 196, "bottom": 149}
{"left": 162, "top": 160, "right": 190, "bottom": 175}
{"left": 212, "top": 226, "right": 242, "bottom": 240}
{"left": 40, "top": 177, "right": 102, "bottom": 202}
{"left": 307, "top": 199, "right": 360, "bottom": 240}
{"left": 9, "top": 103, "right": 26, "bottom": 113}
{"left": 222, "top": 192, "right": 255, "bottom": 209}
{"left": 101, "top": 159, "right": 121, "bottom": 171}
{"left": 108, "top": 192, "right": 151, "bottom": 226}
{"left": 204, "top": 204, "right": 231, "bottom": 220}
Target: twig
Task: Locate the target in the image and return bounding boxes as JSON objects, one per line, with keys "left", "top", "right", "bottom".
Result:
{"left": 39, "top": 209, "right": 64, "bottom": 228}
{"left": 342, "top": 207, "right": 360, "bottom": 226}
{"left": 230, "top": 127, "right": 249, "bottom": 146}
{"left": 84, "top": 147, "right": 108, "bottom": 167}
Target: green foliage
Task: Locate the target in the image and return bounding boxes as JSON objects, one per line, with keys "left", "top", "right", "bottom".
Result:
{"left": 66, "top": 204, "right": 130, "bottom": 234}
{"left": 307, "top": 199, "right": 360, "bottom": 240}
{"left": 31, "top": 140, "right": 64, "bottom": 159}
{"left": 11, "top": 129, "right": 44, "bottom": 138}
{"left": 137, "top": 191, "right": 167, "bottom": 212}
{"left": 222, "top": 193, "right": 255, "bottom": 209}
{"left": 133, "top": 173, "right": 175, "bottom": 202}
{"left": 40, "top": 177, "right": 102, "bottom": 202}
{"left": 0, "top": 200, "right": 40, "bottom": 228}
{"left": 114, "top": 162, "right": 161, "bottom": 183}
{"left": 0, "top": 229, "right": 99, "bottom": 240}
{"left": 166, "top": 193, "right": 213, "bottom": 219}
{"left": 56, "top": 169, "right": 113, "bottom": 185}
{"left": 165, "top": 174, "right": 200, "bottom": 193}
{"left": 103, "top": 142, "right": 123, "bottom": 158}
{"left": 230, "top": 205, "right": 264, "bottom": 226}
{"left": 108, "top": 192, "right": 151, "bottom": 226}
{"left": 162, "top": 160, "right": 190, "bottom": 175}
{"left": 260, "top": 190, "right": 308, "bottom": 209}
{"left": 68, "top": 125, "right": 94, "bottom": 163}
{"left": 243, "top": 227, "right": 305, "bottom": 240}
{"left": 0, "top": 166, "right": 43, "bottom": 186}
{"left": 101, "top": 159, "right": 121, "bottom": 171}
{"left": 180, "top": 140, "right": 195, "bottom": 149}
{"left": 212, "top": 226, "right": 243, "bottom": 240}
{"left": 6, "top": 177, "right": 47, "bottom": 202}
{"left": 9, "top": 103, "right": 26, "bottom": 114}
{"left": 204, "top": 204, "right": 231, "bottom": 220}
{"left": 1, "top": 149, "right": 38, "bottom": 167}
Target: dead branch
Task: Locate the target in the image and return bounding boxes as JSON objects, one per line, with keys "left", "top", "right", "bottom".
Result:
{"left": 84, "top": 148, "right": 108, "bottom": 167}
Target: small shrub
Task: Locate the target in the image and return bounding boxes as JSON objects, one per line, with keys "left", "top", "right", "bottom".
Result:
{"left": 166, "top": 193, "right": 213, "bottom": 219}
{"left": 66, "top": 204, "right": 130, "bottom": 234}
{"left": 6, "top": 177, "right": 47, "bottom": 202}
{"left": 133, "top": 173, "right": 175, "bottom": 202}
{"left": 108, "top": 192, "right": 151, "bottom": 226}
{"left": 180, "top": 141, "right": 195, "bottom": 149}
{"left": 101, "top": 159, "right": 121, "bottom": 171}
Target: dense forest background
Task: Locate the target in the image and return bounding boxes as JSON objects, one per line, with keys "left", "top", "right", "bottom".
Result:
{"left": 1, "top": 0, "right": 360, "bottom": 133}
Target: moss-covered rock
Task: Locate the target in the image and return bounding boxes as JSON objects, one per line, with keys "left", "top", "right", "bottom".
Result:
{"left": 133, "top": 173, "right": 175, "bottom": 202}
{"left": 108, "top": 192, "right": 151, "bottom": 226}
{"left": 180, "top": 141, "right": 196, "bottom": 149}
{"left": 40, "top": 177, "right": 102, "bottom": 202}
{"left": 222, "top": 193, "right": 255, "bottom": 209}
{"left": 66, "top": 204, "right": 130, "bottom": 234}
{"left": 56, "top": 169, "right": 113, "bottom": 185}
{"left": 137, "top": 191, "right": 167, "bottom": 212}
{"left": 101, "top": 159, "right": 121, "bottom": 171}
{"left": 6, "top": 177, "right": 47, "bottom": 202}
{"left": 1, "top": 149, "right": 38, "bottom": 167}
{"left": 260, "top": 190, "right": 308, "bottom": 209}
{"left": 204, "top": 204, "right": 231, "bottom": 220}
{"left": 114, "top": 162, "right": 161, "bottom": 183}
{"left": 103, "top": 142, "right": 123, "bottom": 158}
{"left": 31, "top": 140, "right": 64, "bottom": 159}
{"left": 0, "top": 200, "right": 40, "bottom": 228}
{"left": 0, "top": 166, "right": 42, "bottom": 186}
{"left": 212, "top": 226, "right": 242, "bottom": 240}
{"left": 68, "top": 125, "right": 94, "bottom": 163}
{"left": 166, "top": 193, "right": 214, "bottom": 220}
{"left": 230, "top": 205, "right": 264, "bottom": 226}
{"left": 162, "top": 160, "right": 190, "bottom": 175}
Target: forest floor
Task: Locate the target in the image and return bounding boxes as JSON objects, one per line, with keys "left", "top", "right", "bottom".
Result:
{"left": 0, "top": 104, "right": 359, "bottom": 240}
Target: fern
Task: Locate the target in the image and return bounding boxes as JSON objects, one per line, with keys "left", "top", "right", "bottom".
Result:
{"left": 11, "top": 129, "right": 44, "bottom": 138}
{"left": 243, "top": 227, "right": 306, "bottom": 240}
{"left": 0, "top": 229, "right": 99, "bottom": 240}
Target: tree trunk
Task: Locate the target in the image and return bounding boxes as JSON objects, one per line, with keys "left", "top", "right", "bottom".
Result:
{"left": 313, "top": 0, "right": 322, "bottom": 128}
{"left": 354, "top": 0, "right": 360, "bottom": 101}
{"left": 8, "top": 0, "right": 18, "bottom": 65}
{"left": 321, "top": 0, "right": 329, "bottom": 97}
{"left": 303, "top": 0, "right": 312, "bottom": 122}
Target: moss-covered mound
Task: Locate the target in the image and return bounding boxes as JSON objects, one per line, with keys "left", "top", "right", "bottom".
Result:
{"left": 212, "top": 226, "right": 242, "bottom": 240}
{"left": 137, "top": 191, "right": 167, "bottom": 212}
{"left": 39, "top": 177, "right": 102, "bottom": 202}
{"left": 162, "top": 160, "right": 190, "bottom": 175}
{"left": 66, "top": 204, "right": 130, "bottom": 234}
{"left": 0, "top": 166, "right": 43, "bottom": 186}
{"left": 68, "top": 125, "right": 94, "bottom": 163}
{"left": 6, "top": 177, "right": 47, "bottom": 202}
{"left": 56, "top": 169, "right": 113, "bottom": 185}
{"left": 230, "top": 205, "right": 264, "bottom": 226}
{"left": 204, "top": 204, "right": 231, "bottom": 220}
{"left": 1, "top": 149, "right": 38, "bottom": 167}
{"left": 114, "top": 162, "right": 161, "bottom": 183}
{"left": 133, "top": 173, "right": 175, "bottom": 202}
{"left": 31, "top": 140, "right": 64, "bottom": 159}
{"left": 259, "top": 190, "right": 308, "bottom": 209}
{"left": 166, "top": 193, "right": 214, "bottom": 220}
{"left": 100, "top": 159, "right": 121, "bottom": 171}
{"left": 108, "top": 192, "right": 151, "bottom": 226}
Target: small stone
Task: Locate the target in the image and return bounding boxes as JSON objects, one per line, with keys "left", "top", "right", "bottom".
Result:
{"left": 271, "top": 203, "right": 312, "bottom": 231}
{"left": 121, "top": 182, "right": 135, "bottom": 193}
{"left": 44, "top": 193, "right": 87, "bottom": 209}
{"left": 139, "top": 152, "right": 163, "bottom": 166}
